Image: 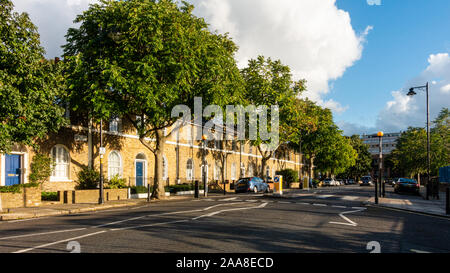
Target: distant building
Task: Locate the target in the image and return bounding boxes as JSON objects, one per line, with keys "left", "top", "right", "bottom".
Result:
{"left": 360, "top": 132, "right": 401, "bottom": 179}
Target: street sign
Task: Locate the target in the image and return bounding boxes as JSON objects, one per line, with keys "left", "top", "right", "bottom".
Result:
{"left": 99, "top": 147, "right": 106, "bottom": 155}
{"left": 274, "top": 175, "right": 283, "bottom": 196}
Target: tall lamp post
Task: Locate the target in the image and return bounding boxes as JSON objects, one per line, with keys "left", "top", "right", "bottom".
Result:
{"left": 202, "top": 134, "right": 208, "bottom": 197}
{"left": 407, "top": 82, "right": 431, "bottom": 200}
{"left": 377, "top": 131, "right": 385, "bottom": 198}
{"left": 99, "top": 119, "right": 105, "bottom": 205}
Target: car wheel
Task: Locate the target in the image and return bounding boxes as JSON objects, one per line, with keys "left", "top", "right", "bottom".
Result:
{"left": 253, "top": 187, "right": 258, "bottom": 194}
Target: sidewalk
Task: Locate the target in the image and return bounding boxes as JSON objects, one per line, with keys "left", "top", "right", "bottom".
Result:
{"left": 0, "top": 195, "right": 193, "bottom": 221}
{"left": 364, "top": 186, "right": 449, "bottom": 218}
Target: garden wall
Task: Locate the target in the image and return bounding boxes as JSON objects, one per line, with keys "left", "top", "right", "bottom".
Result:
{"left": 0, "top": 186, "right": 41, "bottom": 209}
{"left": 59, "top": 189, "right": 128, "bottom": 204}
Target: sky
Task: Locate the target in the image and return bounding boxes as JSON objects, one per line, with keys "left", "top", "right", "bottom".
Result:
{"left": 11, "top": 0, "right": 450, "bottom": 136}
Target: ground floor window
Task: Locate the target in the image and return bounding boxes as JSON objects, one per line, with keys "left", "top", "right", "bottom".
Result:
{"left": 51, "top": 145, "right": 70, "bottom": 180}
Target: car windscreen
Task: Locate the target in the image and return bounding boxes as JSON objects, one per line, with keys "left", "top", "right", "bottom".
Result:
{"left": 236, "top": 179, "right": 250, "bottom": 186}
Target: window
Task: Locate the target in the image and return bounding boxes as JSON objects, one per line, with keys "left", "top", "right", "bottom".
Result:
{"left": 266, "top": 166, "right": 270, "bottom": 178}
{"left": 109, "top": 116, "right": 121, "bottom": 133}
{"left": 186, "top": 159, "right": 194, "bottom": 181}
{"left": 163, "top": 156, "right": 168, "bottom": 180}
{"left": 108, "top": 151, "right": 122, "bottom": 178}
{"left": 214, "top": 162, "right": 221, "bottom": 180}
{"left": 231, "top": 163, "right": 236, "bottom": 180}
{"left": 240, "top": 163, "right": 245, "bottom": 178}
{"left": 51, "top": 145, "right": 70, "bottom": 180}
{"left": 248, "top": 163, "right": 254, "bottom": 177}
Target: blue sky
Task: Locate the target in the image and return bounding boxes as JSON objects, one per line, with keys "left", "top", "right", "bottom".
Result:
{"left": 332, "top": 0, "right": 450, "bottom": 134}
{"left": 13, "top": 0, "right": 450, "bottom": 136}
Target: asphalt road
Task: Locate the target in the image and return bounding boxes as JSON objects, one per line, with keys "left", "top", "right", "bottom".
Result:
{"left": 0, "top": 185, "right": 449, "bottom": 253}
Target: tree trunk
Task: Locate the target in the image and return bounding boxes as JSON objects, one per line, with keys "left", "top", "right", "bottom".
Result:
{"left": 141, "top": 129, "right": 166, "bottom": 200}
{"left": 309, "top": 156, "right": 315, "bottom": 180}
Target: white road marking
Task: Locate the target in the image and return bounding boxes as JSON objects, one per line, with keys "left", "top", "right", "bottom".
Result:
{"left": 332, "top": 205, "right": 347, "bottom": 209}
{"left": 13, "top": 230, "right": 107, "bottom": 253}
{"left": 341, "top": 196, "right": 359, "bottom": 201}
{"left": 245, "top": 200, "right": 258, "bottom": 202}
{"left": 313, "top": 203, "right": 327, "bottom": 207}
{"left": 0, "top": 228, "right": 87, "bottom": 241}
{"left": 192, "top": 202, "right": 268, "bottom": 220}
{"left": 219, "top": 197, "right": 238, "bottom": 202}
{"left": 7, "top": 218, "right": 50, "bottom": 223}
{"left": 111, "top": 219, "right": 190, "bottom": 231}
{"left": 410, "top": 249, "right": 431, "bottom": 253}
{"left": 94, "top": 202, "right": 243, "bottom": 228}
{"left": 278, "top": 201, "right": 291, "bottom": 204}
{"left": 317, "top": 195, "right": 334, "bottom": 199}
{"left": 329, "top": 208, "right": 366, "bottom": 227}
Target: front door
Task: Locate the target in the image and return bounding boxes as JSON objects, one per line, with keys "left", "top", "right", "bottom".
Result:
{"left": 135, "top": 161, "right": 144, "bottom": 186}
{"left": 5, "top": 154, "right": 21, "bottom": 186}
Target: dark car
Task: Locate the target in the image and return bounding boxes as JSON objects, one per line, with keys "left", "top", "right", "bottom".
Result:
{"left": 394, "top": 178, "right": 420, "bottom": 195}
{"left": 347, "top": 179, "right": 356, "bottom": 185}
{"left": 360, "top": 176, "right": 373, "bottom": 186}
{"left": 235, "top": 177, "right": 270, "bottom": 194}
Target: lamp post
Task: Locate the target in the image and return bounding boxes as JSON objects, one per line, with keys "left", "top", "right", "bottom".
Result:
{"left": 377, "top": 131, "right": 385, "bottom": 198}
{"left": 202, "top": 134, "right": 208, "bottom": 197}
{"left": 99, "top": 119, "right": 105, "bottom": 205}
{"left": 407, "top": 82, "right": 431, "bottom": 200}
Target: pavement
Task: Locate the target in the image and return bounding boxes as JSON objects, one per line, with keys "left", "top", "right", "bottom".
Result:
{"left": 363, "top": 185, "right": 449, "bottom": 218}
{"left": 267, "top": 185, "right": 450, "bottom": 218}
{"left": 0, "top": 195, "right": 194, "bottom": 221}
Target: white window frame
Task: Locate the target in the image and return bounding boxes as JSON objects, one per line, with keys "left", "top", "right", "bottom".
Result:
{"left": 186, "top": 159, "right": 194, "bottom": 181}
{"left": 230, "top": 163, "right": 236, "bottom": 181}
{"left": 109, "top": 116, "right": 121, "bottom": 133}
{"left": 163, "top": 155, "right": 168, "bottom": 180}
{"left": 108, "top": 151, "right": 122, "bottom": 179}
{"left": 50, "top": 145, "right": 71, "bottom": 182}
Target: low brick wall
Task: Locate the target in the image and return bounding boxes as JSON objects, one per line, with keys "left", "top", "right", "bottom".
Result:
{"left": 0, "top": 186, "right": 42, "bottom": 209}
{"left": 60, "top": 189, "right": 128, "bottom": 204}
{"left": 42, "top": 181, "right": 77, "bottom": 192}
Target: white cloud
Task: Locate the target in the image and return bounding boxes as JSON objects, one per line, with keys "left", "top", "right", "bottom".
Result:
{"left": 367, "top": 0, "right": 382, "bottom": 6}
{"left": 340, "top": 52, "right": 450, "bottom": 136}
{"left": 12, "top": 0, "right": 368, "bottom": 114}
{"left": 12, "top": 0, "right": 99, "bottom": 57}
{"left": 190, "top": 0, "right": 370, "bottom": 113}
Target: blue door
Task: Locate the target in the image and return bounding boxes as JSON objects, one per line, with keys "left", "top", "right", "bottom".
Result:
{"left": 5, "top": 154, "right": 21, "bottom": 186}
{"left": 136, "top": 161, "right": 144, "bottom": 186}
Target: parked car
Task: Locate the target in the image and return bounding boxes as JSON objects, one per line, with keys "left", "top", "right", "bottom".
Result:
{"left": 235, "top": 177, "right": 270, "bottom": 193}
{"left": 394, "top": 178, "right": 420, "bottom": 195}
{"left": 264, "top": 177, "right": 274, "bottom": 192}
{"left": 337, "top": 179, "right": 344, "bottom": 186}
{"left": 323, "top": 178, "right": 337, "bottom": 187}
{"left": 360, "top": 176, "right": 373, "bottom": 186}
{"left": 347, "top": 179, "right": 356, "bottom": 185}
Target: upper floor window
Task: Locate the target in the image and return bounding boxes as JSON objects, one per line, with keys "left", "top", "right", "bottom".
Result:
{"left": 109, "top": 116, "right": 121, "bottom": 133}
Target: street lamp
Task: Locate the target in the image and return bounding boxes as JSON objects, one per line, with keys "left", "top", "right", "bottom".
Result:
{"left": 202, "top": 134, "right": 208, "bottom": 197}
{"left": 407, "top": 82, "right": 431, "bottom": 200}
{"left": 377, "top": 131, "right": 385, "bottom": 198}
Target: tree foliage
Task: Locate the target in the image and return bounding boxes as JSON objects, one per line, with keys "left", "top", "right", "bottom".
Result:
{"left": 389, "top": 108, "right": 449, "bottom": 177}
{"left": 340, "top": 135, "right": 372, "bottom": 180}
{"left": 64, "top": 0, "right": 243, "bottom": 199}
{"left": 0, "top": 0, "right": 67, "bottom": 153}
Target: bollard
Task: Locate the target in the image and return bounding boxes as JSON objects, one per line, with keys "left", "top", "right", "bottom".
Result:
{"left": 446, "top": 187, "right": 449, "bottom": 215}
{"left": 194, "top": 180, "right": 199, "bottom": 199}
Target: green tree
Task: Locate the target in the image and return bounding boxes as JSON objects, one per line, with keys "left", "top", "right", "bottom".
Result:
{"left": 431, "top": 108, "right": 450, "bottom": 175}
{"left": 241, "top": 56, "right": 306, "bottom": 178}
{"left": 29, "top": 153, "right": 54, "bottom": 184}
{"left": 301, "top": 105, "right": 356, "bottom": 178}
{"left": 64, "top": 0, "right": 243, "bottom": 199}
{"left": 0, "top": 0, "right": 67, "bottom": 153}
{"left": 341, "top": 135, "right": 372, "bottom": 180}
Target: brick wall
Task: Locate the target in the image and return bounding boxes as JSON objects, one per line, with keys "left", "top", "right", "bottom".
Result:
{"left": 61, "top": 189, "right": 128, "bottom": 204}
{"left": 0, "top": 186, "right": 41, "bottom": 209}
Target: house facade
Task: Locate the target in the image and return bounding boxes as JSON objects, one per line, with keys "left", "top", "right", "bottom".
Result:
{"left": 1, "top": 114, "right": 304, "bottom": 192}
